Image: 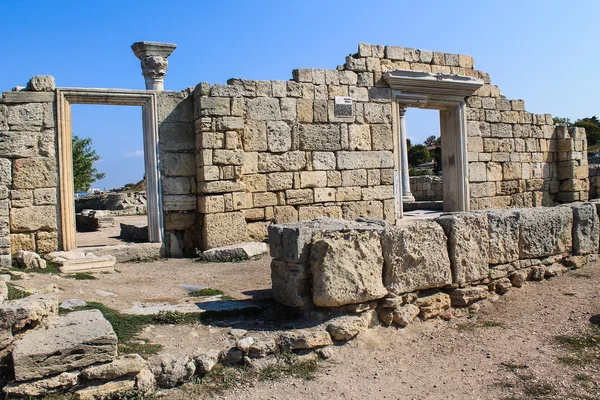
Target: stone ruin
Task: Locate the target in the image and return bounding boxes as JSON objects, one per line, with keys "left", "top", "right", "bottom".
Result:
{"left": 0, "top": 41, "right": 592, "bottom": 261}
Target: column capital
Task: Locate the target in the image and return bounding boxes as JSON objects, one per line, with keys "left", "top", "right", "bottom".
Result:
{"left": 398, "top": 106, "right": 407, "bottom": 117}
{"left": 131, "top": 41, "right": 177, "bottom": 91}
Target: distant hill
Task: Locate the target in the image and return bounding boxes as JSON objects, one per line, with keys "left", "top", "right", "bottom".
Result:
{"left": 122, "top": 178, "right": 146, "bottom": 193}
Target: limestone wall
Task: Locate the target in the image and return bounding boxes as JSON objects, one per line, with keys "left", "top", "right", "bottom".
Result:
{"left": 269, "top": 203, "right": 598, "bottom": 314}
{"left": 410, "top": 175, "right": 443, "bottom": 201}
{"left": 588, "top": 164, "right": 600, "bottom": 199}
{"left": 0, "top": 77, "right": 59, "bottom": 265}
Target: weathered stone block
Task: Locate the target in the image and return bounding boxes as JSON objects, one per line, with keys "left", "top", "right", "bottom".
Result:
{"left": 436, "top": 213, "right": 490, "bottom": 284}
{"left": 298, "top": 124, "right": 341, "bottom": 151}
{"left": 486, "top": 210, "right": 520, "bottom": 264}
{"left": 163, "top": 195, "right": 196, "bottom": 211}
{"left": 310, "top": 230, "right": 387, "bottom": 307}
{"left": 199, "top": 97, "right": 230, "bottom": 116}
{"left": 213, "top": 149, "right": 244, "bottom": 165}
{"left": 518, "top": 207, "right": 572, "bottom": 259}
{"left": 258, "top": 151, "right": 306, "bottom": 172}
{"left": 12, "top": 310, "right": 117, "bottom": 381}
{"left": 300, "top": 171, "right": 327, "bottom": 188}
{"left": 337, "top": 151, "right": 393, "bottom": 170}
{"left": 10, "top": 205, "right": 56, "bottom": 232}
{"left": 569, "top": 203, "right": 599, "bottom": 255}
{"left": 201, "top": 212, "right": 247, "bottom": 249}
{"left": 271, "top": 260, "right": 312, "bottom": 308}
{"left": 198, "top": 180, "right": 245, "bottom": 194}
{"left": 312, "top": 152, "right": 336, "bottom": 170}
{"left": 341, "top": 201, "right": 384, "bottom": 220}
{"left": 12, "top": 158, "right": 56, "bottom": 189}
{"left": 33, "top": 188, "right": 57, "bottom": 205}
{"left": 162, "top": 152, "right": 195, "bottom": 176}
{"left": 382, "top": 221, "right": 451, "bottom": 294}
{"left": 247, "top": 98, "right": 281, "bottom": 120}
{"left": 449, "top": 286, "right": 488, "bottom": 307}
{"left": 348, "top": 124, "right": 371, "bottom": 150}
{"left": 266, "top": 121, "right": 292, "bottom": 152}
{"left": 416, "top": 292, "right": 450, "bottom": 320}
{"left": 243, "top": 120, "right": 267, "bottom": 151}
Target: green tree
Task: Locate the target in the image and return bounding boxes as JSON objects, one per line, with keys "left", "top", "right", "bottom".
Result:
{"left": 407, "top": 144, "right": 431, "bottom": 167}
{"left": 72, "top": 135, "right": 105, "bottom": 192}
{"left": 424, "top": 135, "right": 437, "bottom": 147}
{"left": 574, "top": 116, "right": 600, "bottom": 146}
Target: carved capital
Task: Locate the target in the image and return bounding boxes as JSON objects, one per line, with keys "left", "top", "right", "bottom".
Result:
{"left": 398, "top": 106, "right": 407, "bottom": 117}
{"left": 140, "top": 56, "right": 168, "bottom": 80}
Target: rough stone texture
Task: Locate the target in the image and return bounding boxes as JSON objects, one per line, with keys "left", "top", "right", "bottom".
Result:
{"left": 149, "top": 354, "right": 196, "bottom": 388}
{"left": 0, "top": 294, "right": 58, "bottom": 332}
{"left": 486, "top": 209, "right": 520, "bottom": 264}
{"left": 270, "top": 260, "right": 312, "bottom": 308}
{"left": 518, "top": 207, "right": 573, "bottom": 259}
{"left": 10, "top": 205, "right": 56, "bottom": 232}
{"left": 310, "top": 230, "right": 387, "bottom": 307}
{"left": 449, "top": 286, "right": 489, "bottom": 307}
{"left": 568, "top": 203, "right": 599, "bottom": 255}
{"left": 82, "top": 354, "right": 146, "bottom": 381}
{"left": 135, "top": 368, "right": 156, "bottom": 394}
{"left": 393, "top": 304, "right": 420, "bottom": 327}
{"left": 382, "top": 221, "right": 451, "bottom": 294}
{"left": 201, "top": 212, "right": 247, "bottom": 249}
{"left": 279, "top": 330, "right": 333, "bottom": 350}
{"left": 75, "top": 380, "right": 135, "bottom": 400}
{"left": 14, "top": 250, "right": 46, "bottom": 269}
{"left": 437, "top": 213, "right": 490, "bottom": 284}
{"left": 415, "top": 293, "right": 451, "bottom": 320}
{"left": 201, "top": 241, "right": 267, "bottom": 262}
{"left": 27, "top": 75, "right": 56, "bottom": 92}
{"left": 3, "top": 371, "right": 79, "bottom": 397}
{"left": 12, "top": 309, "right": 118, "bottom": 381}
{"left": 195, "top": 350, "right": 220, "bottom": 374}
{"left": 326, "top": 315, "right": 369, "bottom": 341}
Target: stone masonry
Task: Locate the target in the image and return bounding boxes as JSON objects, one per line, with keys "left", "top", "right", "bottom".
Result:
{"left": 0, "top": 43, "right": 590, "bottom": 255}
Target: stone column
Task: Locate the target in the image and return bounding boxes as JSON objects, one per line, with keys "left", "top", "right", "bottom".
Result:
{"left": 131, "top": 41, "right": 177, "bottom": 91}
{"left": 398, "top": 106, "right": 415, "bottom": 202}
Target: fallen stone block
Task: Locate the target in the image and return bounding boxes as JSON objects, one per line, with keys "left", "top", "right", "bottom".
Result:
{"left": 0, "top": 294, "right": 58, "bottom": 332}
{"left": 119, "top": 223, "right": 148, "bottom": 242}
{"left": 485, "top": 209, "right": 520, "bottom": 264}
{"left": 2, "top": 371, "right": 79, "bottom": 397}
{"left": 135, "top": 368, "right": 156, "bottom": 394}
{"left": 436, "top": 213, "right": 489, "bottom": 284}
{"left": 83, "top": 243, "right": 162, "bottom": 263}
{"left": 14, "top": 250, "right": 46, "bottom": 269}
{"left": 568, "top": 203, "right": 600, "bottom": 255}
{"left": 493, "top": 278, "right": 512, "bottom": 294}
{"left": 544, "top": 263, "right": 568, "bottom": 278}
{"left": 415, "top": 292, "right": 451, "bottom": 320}
{"left": 82, "top": 354, "right": 146, "bottom": 381}
{"left": 59, "top": 299, "right": 88, "bottom": 310}
{"left": 248, "top": 338, "right": 278, "bottom": 359}
{"left": 382, "top": 221, "right": 451, "bottom": 294}
{"left": 75, "top": 379, "right": 135, "bottom": 400}
{"left": 12, "top": 309, "right": 118, "bottom": 381}
{"left": 563, "top": 255, "right": 587, "bottom": 269}
{"left": 509, "top": 268, "right": 531, "bottom": 288}
{"left": 58, "top": 255, "right": 116, "bottom": 274}
{"left": 194, "top": 350, "right": 220, "bottom": 374}
{"left": 326, "top": 315, "right": 369, "bottom": 341}
{"left": 518, "top": 207, "right": 572, "bottom": 259}
{"left": 449, "top": 286, "right": 489, "bottom": 307}
{"left": 279, "top": 330, "right": 333, "bottom": 350}
{"left": 310, "top": 230, "right": 387, "bottom": 307}
{"left": 201, "top": 241, "right": 267, "bottom": 262}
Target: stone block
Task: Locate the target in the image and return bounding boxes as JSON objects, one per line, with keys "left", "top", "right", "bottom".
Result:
{"left": 271, "top": 260, "right": 312, "bottom": 308}
{"left": 10, "top": 205, "right": 56, "bottom": 232}
{"left": 213, "top": 149, "right": 244, "bottom": 165}
{"left": 298, "top": 205, "right": 341, "bottom": 221}
{"left": 163, "top": 195, "right": 196, "bottom": 211}
{"left": 199, "top": 97, "right": 230, "bottom": 116}
{"left": 298, "top": 124, "right": 341, "bottom": 151}
{"left": 311, "top": 230, "right": 387, "bottom": 306}
{"left": 0, "top": 158, "right": 11, "bottom": 185}
{"left": 202, "top": 241, "right": 267, "bottom": 262}
{"left": 266, "top": 172, "right": 293, "bottom": 191}
{"left": 518, "top": 207, "right": 572, "bottom": 259}
{"left": 273, "top": 206, "right": 298, "bottom": 224}
{"left": 243, "top": 120, "right": 267, "bottom": 151}
{"left": 258, "top": 151, "right": 306, "bottom": 172}
{"left": 7, "top": 103, "right": 44, "bottom": 131}
{"left": 314, "top": 187, "right": 336, "bottom": 202}
{"left": 371, "top": 124, "right": 393, "bottom": 150}
{"left": 416, "top": 292, "right": 450, "bottom": 320}
{"left": 3, "top": 371, "right": 79, "bottom": 398}
{"left": 198, "top": 180, "right": 245, "bottom": 194}
{"left": 285, "top": 189, "right": 314, "bottom": 205}
{"left": 450, "top": 286, "right": 488, "bottom": 307}
{"left": 33, "top": 188, "right": 56, "bottom": 205}
{"left": 382, "top": 221, "right": 452, "bottom": 294}
{"left": 12, "top": 310, "right": 117, "bottom": 381}
{"left": 348, "top": 124, "right": 371, "bottom": 150}
{"left": 58, "top": 255, "right": 116, "bottom": 273}
{"left": 486, "top": 209, "right": 520, "bottom": 264}
{"left": 337, "top": 151, "right": 393, "bottom": 170}
{"left": 247, "top": 98, "right": 281, "bottom": 120}
{"left": 436, "top": 213, "right": 489, "bottom": 284}
{"left": 12, "top": 158, "right": 56, "bottom": 189}
{"left": 161, "top": 152, "right": 196, "bottom": 176}
{"left": 253, "top": 192, "right": 277, "bottom": 207}
{"left": 201, "top": 212, "right": 247, "bottom": 249}
{"left": 266, "top": 121, "right": 292, "bottom": 152}
{"left": 300, "top": 171, "right": 327, "bottom": 188}
{"left": 279, "top": 330, "right": 332, "bottom": 350}
{"left": 342, "top": 200, "right": 384, "bottom": 220}
{"left": 312, "top": 152, "right": 336, "bottom": 170}
{"left": 569, "top": 203, "right": 599, "bottom": 255}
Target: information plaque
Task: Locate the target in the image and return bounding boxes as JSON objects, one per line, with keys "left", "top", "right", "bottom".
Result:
{"left": 334, "top": 96, "right": 353, "bottom": 118}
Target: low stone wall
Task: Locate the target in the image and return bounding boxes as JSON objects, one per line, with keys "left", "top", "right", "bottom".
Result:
{"left": 409, "top": 175, "right": 443, "bottom": 201}
{"left": 589, "top": 164, "right": 600, "bottom": 199}
{"left": 269, "top": 203, "right": 599, "bottom": 322}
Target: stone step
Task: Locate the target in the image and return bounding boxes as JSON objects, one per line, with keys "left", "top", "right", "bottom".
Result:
{"left": 58, "top": 255, "right": 116, "bottom": 274}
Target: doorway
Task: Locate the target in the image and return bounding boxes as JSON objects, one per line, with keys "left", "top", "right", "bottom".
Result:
{"left": 56, "top": 88, "right": 163, "bottom": 251}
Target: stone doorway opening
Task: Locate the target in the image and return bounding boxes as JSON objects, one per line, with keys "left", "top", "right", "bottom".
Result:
{"left": 56, "top": 88, "right": 163, "bottom": 251}
{"left": 402, "top": 108, "right": 443, "bottom": 217}
{"left": 71, "top": 104, "right": 149, "bottom": 249}
{"left": 385, "top": 69, "right": 483, "bottom": 220}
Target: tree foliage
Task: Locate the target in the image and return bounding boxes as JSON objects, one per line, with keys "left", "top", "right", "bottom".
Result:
{"left": 72, "top": 135, "right": 105, "bottom": 192}
{"left": 424, "top": 135, "right": 438, "bottom": 147}
{"left": 408, "top": 144, "right": 431, "bottom": 167}
{"left": 575, "top": 116, "right": 600, "bottom": 146}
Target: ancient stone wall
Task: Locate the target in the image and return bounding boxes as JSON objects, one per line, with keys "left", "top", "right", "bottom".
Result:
{"left": 410, "top": 175, "right": 443, "bottom": 201}
{"left": 0, "top": 76, "right": 59, "bottom": 264}
{"left": 269, "top": 203, "right": 599, "bottom": 312}
{"left": 588, "top": 164, "right": 600, "bottom": 199}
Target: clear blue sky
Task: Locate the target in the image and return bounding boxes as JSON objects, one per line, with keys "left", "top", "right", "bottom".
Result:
{"left": 2, "top": 0, "right": 599, "bottom": 189}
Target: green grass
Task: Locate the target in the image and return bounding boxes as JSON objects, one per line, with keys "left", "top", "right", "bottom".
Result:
{"left": 188, "top": 288, "right": 224, "bottom": 297}
{"left": 152, "top": 310, "right": 200, "bottom": 325}
{"left": 456, "top": 320, "right": 504, "bottom": 332}
{"left": 500, "top": 362, "right": 529, "bottom": 373}
{"left": 6, "top": 283, "right": 31, "bottom": 300}
{"left": 66, "top": 272, "right": 97, "bottom": 280}
{"left": 555, "top": 327, "right": 600, "bottom": 351}
{"left": 574, "top": 373, "right": 593, "bottom": 383}
{"left": 482, "top": 321, "right": 504, "bottom": 328}
{"left": 118, "top": 342, "right": 163, "bottom": 357}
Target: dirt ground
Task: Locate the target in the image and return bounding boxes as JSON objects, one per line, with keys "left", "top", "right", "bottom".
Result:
{"left": 76, "top": 215, "right": 149, "bottom": 248}
{"left": 16, "top": 256, "right": 600, "bottom": 399}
